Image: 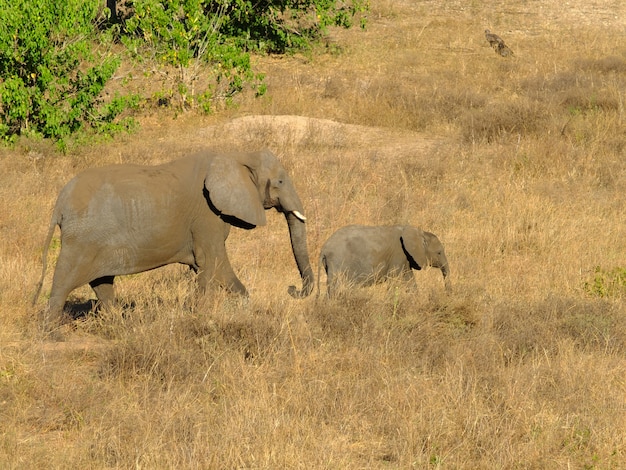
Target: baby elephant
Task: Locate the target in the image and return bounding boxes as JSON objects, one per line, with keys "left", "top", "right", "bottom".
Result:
{"left": 318, "top": 225, "right": 450, "bottom": 297}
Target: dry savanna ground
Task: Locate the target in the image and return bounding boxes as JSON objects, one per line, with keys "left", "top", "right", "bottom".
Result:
{"left": 2, "top": 0, "right": 626, "bottom": 467}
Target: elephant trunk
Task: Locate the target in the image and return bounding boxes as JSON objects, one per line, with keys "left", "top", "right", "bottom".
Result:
{"left": 285, "top": 212, "right": 314, "bottom": 298}
{"left": 441, "top": 263, "right": 452, "bottom": 291}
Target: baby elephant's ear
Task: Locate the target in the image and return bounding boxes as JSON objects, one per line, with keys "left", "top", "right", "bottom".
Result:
{"left": 204, "top": 155, "right": 267, "bottom": 227}
{"left": 400, "top": 226, "right": 428, "bottom": 270}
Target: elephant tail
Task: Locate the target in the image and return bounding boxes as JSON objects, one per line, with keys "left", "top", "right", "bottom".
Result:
{"left": 316, "top": 255, "right": 322, "bottom": 298}
{"left": 32, "top": 214, "right": 59, "bottom": 306}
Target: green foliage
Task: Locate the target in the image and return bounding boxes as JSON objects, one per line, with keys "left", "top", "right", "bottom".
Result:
{"left": 0, "top": 0, "right": 367, "bottom": 142}
{"left": 584, "top": 266, "right": 626, "bottom": 298}
{"left": 122, "top": 0, "right": 367, "bottom": 111}
{"left": 0, "top": 0, "right": 137, "bottom": 145}
{"left": 211, "top": 0, "right": 369, "bottom": 53}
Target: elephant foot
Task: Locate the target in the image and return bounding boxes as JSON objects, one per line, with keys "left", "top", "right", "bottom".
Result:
{"left": 288, "top": 285, "right": 309, "bottom": 298}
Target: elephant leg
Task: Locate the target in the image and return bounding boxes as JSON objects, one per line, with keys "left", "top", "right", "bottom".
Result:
{"left": 48, "top": 286, "right": 71, "bottom": 317}
{"left": 194, "top": 244, "right": 247, "bottom": 296}
{"left": 401, "top": 268, "right": 418, "bottom": 292}
{"left": 89, "top": 276, "right": 116, "bottom": 310}
{"left": 215, "top": 257, "right": 247, "bottom": 295}
{"left": 191, "top": 222, "right": 247, "bottom": 295}
{"left": 325, "top": 267, "right": 338, "bottom": 298}
{"left": 221, "top": 270, "right": 247, "bottom": 295}
{"left": 47, "top": 246, "right": 93, "bottom": 315}
{"left": 197, "top": 262, "right": 247, "bottom": 295}
{"left": 327, "top": 280, "right": 337, "bottom": 298}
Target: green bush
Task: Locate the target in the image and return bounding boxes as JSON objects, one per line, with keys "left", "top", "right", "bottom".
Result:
{"left": 212, "top": 0, "right": 369, "bottom": 53}
{"left": 123, "top": 0, "right": 261, "bottom": 110}
{"left": 584, "top": 266, "right": 626, "bottom": 298}
{"left": 122, "top": 0, "right": 368, "bottom": 111}
{"left": 0, "top": 0, "right": 137, "bottom": 145}
{"left": 0, "top": 0, "right": 367, "bottom": 142}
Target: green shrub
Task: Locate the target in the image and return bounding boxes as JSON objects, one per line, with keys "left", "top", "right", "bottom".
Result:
{"left": 214, "top": 0, "right": 369, "bottom": 53}
{"left": 0, "top": 0, "right": 368, "bottom": 142}
{"left": 0, "top": 0, "right": 137, "bottom": 145}
{"left": 122, "top": 0, "right": 368, "bottom": 111}
{"left": 584, "top": 267, "right": 626, "bottom": 298}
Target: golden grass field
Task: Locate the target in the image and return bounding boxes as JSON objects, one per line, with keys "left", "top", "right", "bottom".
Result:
{"left": 2, "top": 0, "right": 626, "bottom": 467}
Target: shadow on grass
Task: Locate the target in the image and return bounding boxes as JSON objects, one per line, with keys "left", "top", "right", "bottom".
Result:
{"left": 58, "top": 299, "right": 137, "bottom": 321}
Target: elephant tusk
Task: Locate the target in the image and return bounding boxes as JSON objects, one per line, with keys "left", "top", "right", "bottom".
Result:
{"left": 292, "top": 210, "right": 306, "bottom": 222}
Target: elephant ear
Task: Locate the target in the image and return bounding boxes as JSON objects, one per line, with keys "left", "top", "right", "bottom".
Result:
{"left": 400, "top": 226, "right": 428, "bottom": 270}
{"left": 204, "top": 155, "right": 267, "bottom": 227}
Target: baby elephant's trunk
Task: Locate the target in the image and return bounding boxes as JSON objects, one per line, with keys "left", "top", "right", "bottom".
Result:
{"left": 441, "top": 263, "right": 451, "bottom": 291}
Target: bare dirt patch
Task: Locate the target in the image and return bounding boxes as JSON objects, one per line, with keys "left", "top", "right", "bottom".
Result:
{"left": 200, "top": 114, "right": 442, "bottom": 158}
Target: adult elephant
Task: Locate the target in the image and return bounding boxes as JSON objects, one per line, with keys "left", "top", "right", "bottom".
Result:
{"left": 33, "top": 149, "right": 314, "bottom": 315}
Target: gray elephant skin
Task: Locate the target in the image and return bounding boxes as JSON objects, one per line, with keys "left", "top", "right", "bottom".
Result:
{"left": 33, "top": 149, "right": 314, "bottom": 314}
{"left": 318, "top": 224, "right": 450, "bottom": 296}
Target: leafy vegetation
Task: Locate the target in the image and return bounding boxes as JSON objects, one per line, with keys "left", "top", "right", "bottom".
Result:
{"left": 584, "top": 266, "right": 626, "bottom": 298}
{"left": 0, "top": 0, "right": 137, "bottom": 147}
{"left": 0, "top": 0, "right": 368, "bottom": 145}
{"left": 121, "top": 0, "right": 367, "bottom": 111}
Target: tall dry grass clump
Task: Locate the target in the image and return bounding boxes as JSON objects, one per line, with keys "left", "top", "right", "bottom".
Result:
{"left": 2, "top": 0, "right": 626, "bottom": 467}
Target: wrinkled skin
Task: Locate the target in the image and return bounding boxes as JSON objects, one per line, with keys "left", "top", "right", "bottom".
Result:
{"left": 33, "top": 149, "right": 314, "bottom": 315}
{"left": 318, "top": 224, "right": 450, "bottom": 297}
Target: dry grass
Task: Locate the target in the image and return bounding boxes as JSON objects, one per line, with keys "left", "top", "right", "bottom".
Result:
{"left": 2, "top": 0, "right": 626, "bottom": 467}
